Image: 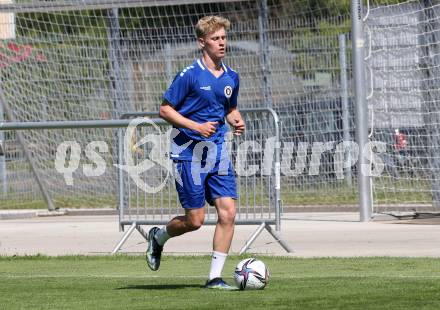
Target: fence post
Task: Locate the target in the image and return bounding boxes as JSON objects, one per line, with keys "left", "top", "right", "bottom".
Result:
{"left": 117, "top": 128, "right": 125, "bottom": 231}
{"left": 268, "top": 108, "right": 282, "bottom": 231}
{"left": 339, "top": 33, "right": 353, "bottom": 186}
{"left": 165, "top": 43, "right": 173, "bottom": 86}
{"left": 107, "top": 8, "right": 126, "bottom": 221}
{"left": 0, "top": 10, "right": 15, "bottom": 196}
{"left": 351, "top": 0, "right": 372, "bottom": 221}
{"left": 107, "top": 7, "right": 124, "bottom": 115}
{"left": 421, "top": 1, "right": 440, "bottom": 208}
{"left": 258, "top": 0, "right": 272, "bottom": 108}
{"left": 0, "top": 88, "right": 6, "bottom": 194}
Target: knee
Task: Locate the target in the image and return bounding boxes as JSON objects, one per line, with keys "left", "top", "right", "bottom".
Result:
{"left": 186, "top": 217, "right": 204, "bottom": 231}
{"left": 219, "top": 207, "right": 236, "bottom": 226}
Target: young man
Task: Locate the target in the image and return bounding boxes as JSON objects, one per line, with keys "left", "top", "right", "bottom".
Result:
{"left": 146, "top": 15, "right": 245, "bottom": 290}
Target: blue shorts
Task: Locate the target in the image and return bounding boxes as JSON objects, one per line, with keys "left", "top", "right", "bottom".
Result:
{"left": 173, "top": 159, "right": 237, "bottom": 209}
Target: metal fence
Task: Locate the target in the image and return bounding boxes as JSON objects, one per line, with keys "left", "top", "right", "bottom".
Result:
{"left": 113, "top": 108, "right": 291, "bottom": 254}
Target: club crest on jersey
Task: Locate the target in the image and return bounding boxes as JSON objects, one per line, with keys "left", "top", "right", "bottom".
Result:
{"left": 224, "top": 85, "right": 233, "bottom": 99}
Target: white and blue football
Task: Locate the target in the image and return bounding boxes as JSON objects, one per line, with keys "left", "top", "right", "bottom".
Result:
{"left": 234, "top": 258, "right": 269, "bottom": 290}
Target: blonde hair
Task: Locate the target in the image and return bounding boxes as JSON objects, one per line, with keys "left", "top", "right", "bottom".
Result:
{"left": 195, "top": 16, "right": 230, "bottom": 38}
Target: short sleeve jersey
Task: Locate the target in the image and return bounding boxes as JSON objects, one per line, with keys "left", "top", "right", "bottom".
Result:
{"left": 163, "top": 58, "right": 239, "bottom": 161}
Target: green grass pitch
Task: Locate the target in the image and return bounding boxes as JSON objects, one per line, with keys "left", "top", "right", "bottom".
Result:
{"left": 1, "top": 255, "right": 440, "bottom": 309}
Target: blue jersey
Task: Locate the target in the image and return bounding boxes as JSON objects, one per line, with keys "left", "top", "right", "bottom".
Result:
{"left": 163, "top": 58, "right": 239, "bottom": 161}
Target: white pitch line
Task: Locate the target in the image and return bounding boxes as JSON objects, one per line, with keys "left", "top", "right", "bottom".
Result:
{"left": 2, "top": 274, "right": 440, "bottom": 279}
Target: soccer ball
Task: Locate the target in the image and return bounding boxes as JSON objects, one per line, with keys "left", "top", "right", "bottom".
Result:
{"left": 234, "top": 258, "right": 269, "bottom": 290}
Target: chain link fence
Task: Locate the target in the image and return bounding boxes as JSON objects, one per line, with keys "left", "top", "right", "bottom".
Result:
{"left": 3, "top": 0, "right": 436, "bottom": 213}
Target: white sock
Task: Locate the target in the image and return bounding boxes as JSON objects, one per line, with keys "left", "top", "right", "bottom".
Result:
{"left": 208, "top": 251, "right": 227, "bottom": 280}
{"left": 154, "top": 226, "right": 171, "bottom": 246}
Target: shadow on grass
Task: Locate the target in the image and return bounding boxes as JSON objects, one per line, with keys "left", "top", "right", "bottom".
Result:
{"left": 117, "top": 284, "right": 203, "bottom": 290}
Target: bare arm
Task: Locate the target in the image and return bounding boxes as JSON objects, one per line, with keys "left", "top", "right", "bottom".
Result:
{"left": 159, "top": 102, "right": 218, "bottom": 138}
{"left": 226, "top": 107, "right": 245, "bottom": 136}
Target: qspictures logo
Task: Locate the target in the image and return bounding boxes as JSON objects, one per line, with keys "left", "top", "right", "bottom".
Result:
{"left": 54, "top": 122, "right": 388, "bottom": 193}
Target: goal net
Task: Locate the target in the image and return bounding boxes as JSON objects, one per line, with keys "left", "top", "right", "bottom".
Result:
{"left": 7, "top": 0, "right": 420, "bottom": 211}
{"left": 366, "top": 0, "right": 440, "bottom": 212}
{"left": 0, "top": 0, "right": 358, "bottom": 210}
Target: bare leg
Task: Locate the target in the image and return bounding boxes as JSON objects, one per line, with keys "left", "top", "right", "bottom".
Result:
{"left": 166, "top": 208, "right": 205, "bottom": 237}
{"left": 147, "top": 207, "right": 205, "bottom": 271}
{"left": 213, "top": 197, "right": 236, "bottom": 253}
{"left": 206, "top": 197, "right": 236, "bottom": 282}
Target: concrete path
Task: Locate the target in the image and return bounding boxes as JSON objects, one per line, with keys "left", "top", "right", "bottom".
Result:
{"left": 0, "top": 212, "right": 439, "bottom": 257}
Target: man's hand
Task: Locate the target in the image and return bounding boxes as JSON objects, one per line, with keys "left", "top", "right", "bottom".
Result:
{"left": 226, "top": 108, "right": 245, "bottom": 136}
{"left": 197, "top": 121, "right": 218, "bottom": 138}
{"left": 231, "top": 118, "right": 245, "bottom": 136}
